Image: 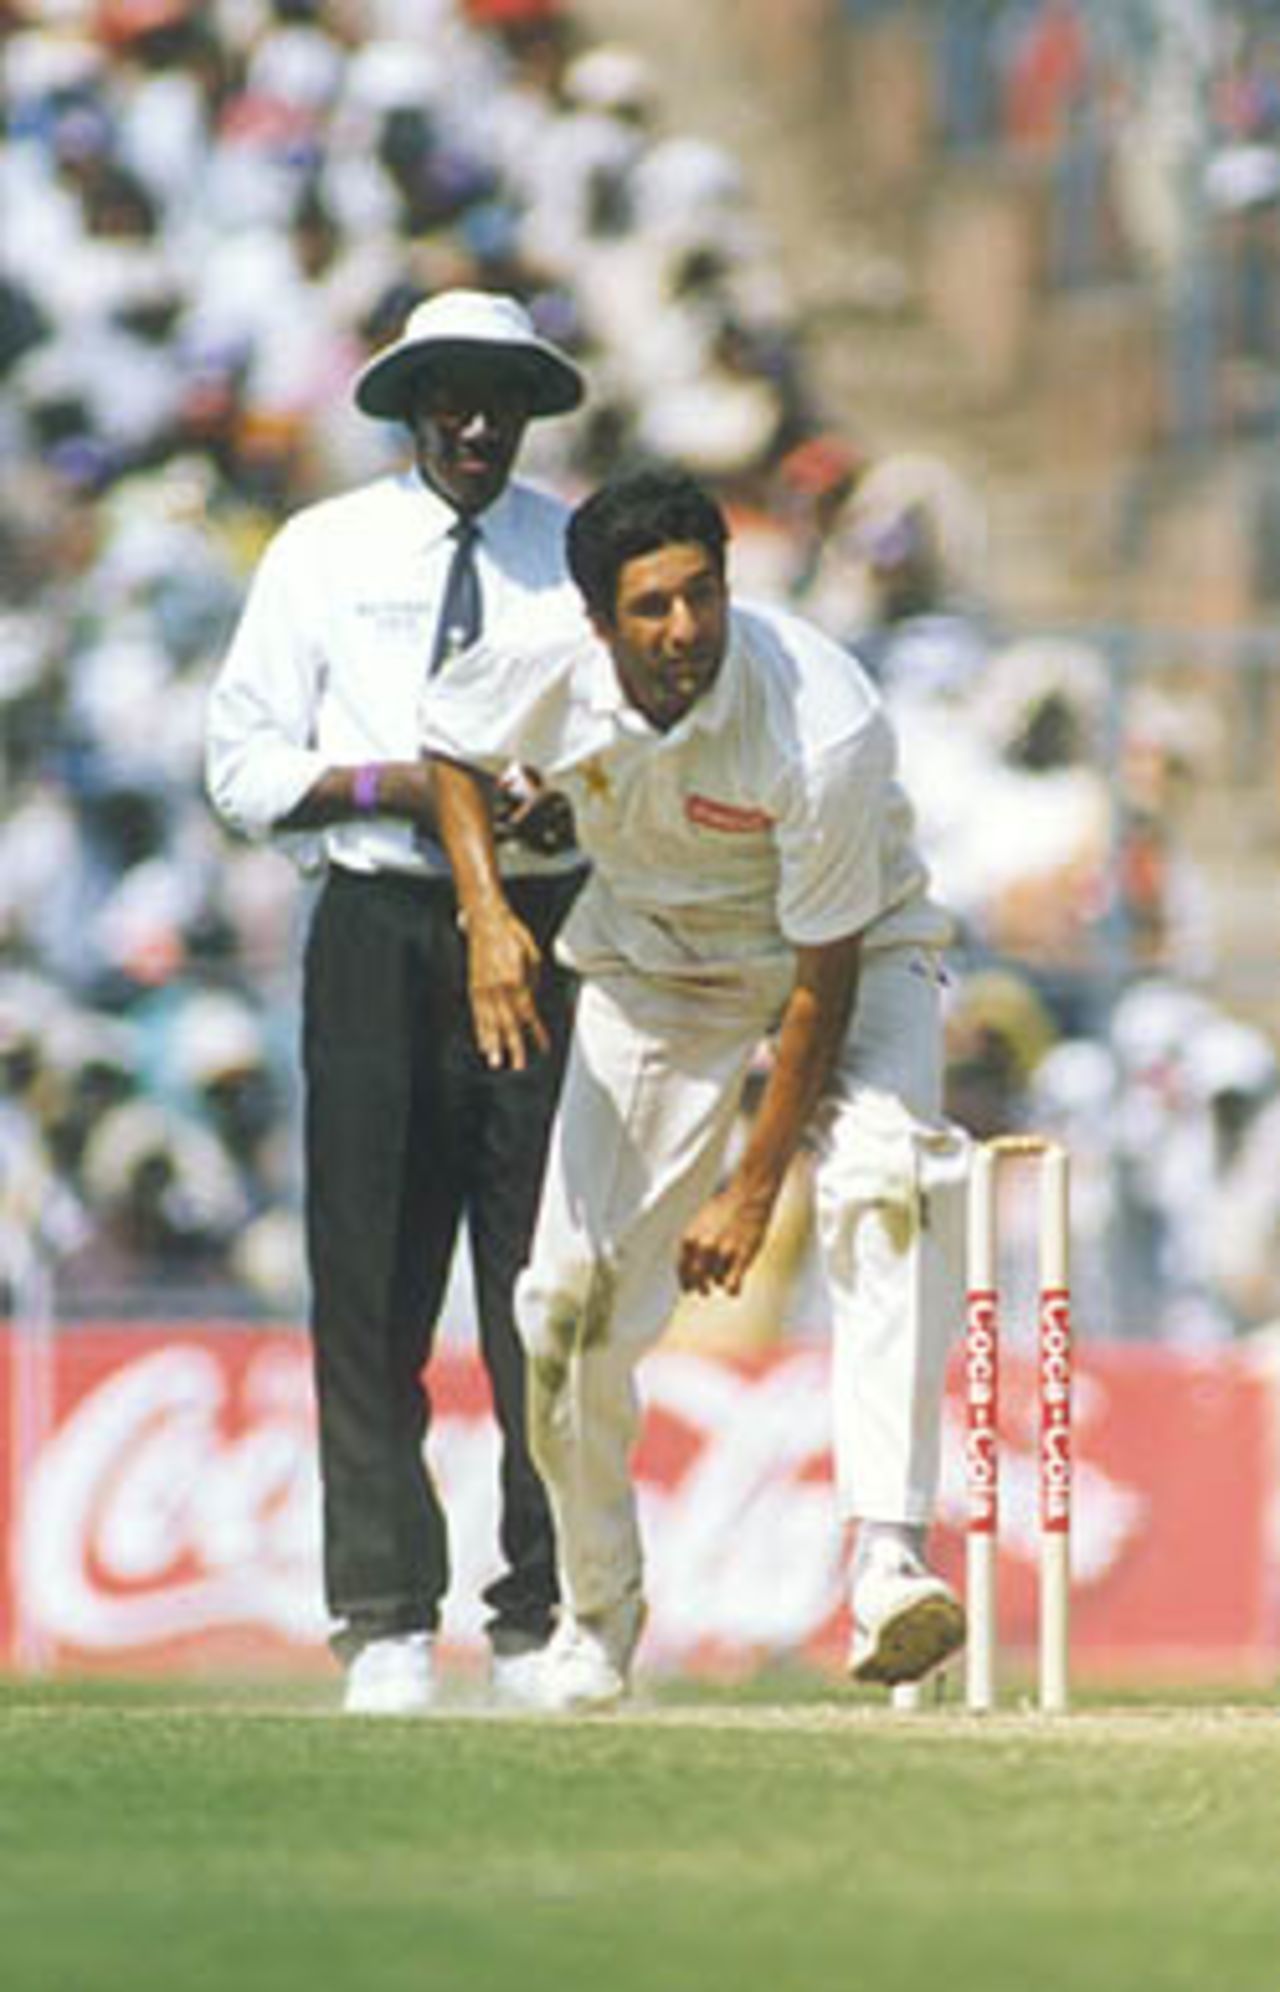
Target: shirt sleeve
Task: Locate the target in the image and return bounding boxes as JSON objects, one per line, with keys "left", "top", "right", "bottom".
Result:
{"left": 418, "top": 610, "right": 593, "bottom": 778}
{"left": 774, "top": 709, "right": 897, "bottom": 947}
{"left": 204, "top": 523, "right": 330, "bottom": 848}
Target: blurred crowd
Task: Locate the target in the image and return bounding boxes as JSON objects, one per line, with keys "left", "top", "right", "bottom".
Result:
{"left": 902, "top": 0, "right": 1280, "bottom": 436}
{"left": 3, "top": 0, "right": 1280, "bottom": 1345}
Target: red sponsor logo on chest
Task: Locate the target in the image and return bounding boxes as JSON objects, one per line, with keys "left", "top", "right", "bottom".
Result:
{"left": 684, "top": 793, "right": 773, "bottom": 834}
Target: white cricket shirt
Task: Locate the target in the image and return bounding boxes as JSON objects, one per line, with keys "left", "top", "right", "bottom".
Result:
{"left": 419, "top": 595, "right": 953, "bottom": 984}
{"left": 206, "top": 469, "right": 581, "bottom": 878}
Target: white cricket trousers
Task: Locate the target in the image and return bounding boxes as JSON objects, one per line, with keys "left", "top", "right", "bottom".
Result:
{"left": 515, "top": 946, "right": 970, "bottom": 1621}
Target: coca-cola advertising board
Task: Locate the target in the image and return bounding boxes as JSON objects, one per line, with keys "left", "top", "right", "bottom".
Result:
{"left": 1, "top": 1322, "right": 1276, "bottom": 1680}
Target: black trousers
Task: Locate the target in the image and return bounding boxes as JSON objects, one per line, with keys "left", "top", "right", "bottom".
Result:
{"left": 302, "top": 864, "right": 582, "bottom": 1657}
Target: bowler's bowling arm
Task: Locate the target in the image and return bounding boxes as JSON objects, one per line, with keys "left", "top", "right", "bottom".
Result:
{"left": 678, "top": 932, "right": 862, "bottom": 1296}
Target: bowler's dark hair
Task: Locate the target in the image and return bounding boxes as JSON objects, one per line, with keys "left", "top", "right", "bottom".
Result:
{"left": 566, "top": 467, "right": 730, "bottom": 622}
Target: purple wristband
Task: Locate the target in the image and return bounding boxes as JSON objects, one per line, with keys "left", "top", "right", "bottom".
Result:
{"left": 351, "top": 764, "right": 381, "bottom": 814}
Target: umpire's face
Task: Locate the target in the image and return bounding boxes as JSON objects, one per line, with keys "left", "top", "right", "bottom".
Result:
{"left": 409, "top": 360, "right": 534, "bottom": 515}
{"left": 594, "top": 539, "right": 729, "bottom": 733}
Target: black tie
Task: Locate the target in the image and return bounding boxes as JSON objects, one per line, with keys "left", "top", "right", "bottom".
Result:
{"left": 429, "top": 517, "right": 482, "bottom": 673}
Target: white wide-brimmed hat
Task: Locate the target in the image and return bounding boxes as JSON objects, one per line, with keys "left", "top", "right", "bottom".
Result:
{"left": 353, "top": 288, "right": 585, "bottom": 422}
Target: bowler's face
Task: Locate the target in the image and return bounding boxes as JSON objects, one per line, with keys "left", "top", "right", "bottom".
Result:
{"left": 409, "top": 363, "right": 533, "bottom": 515}
{"left": 595, "top": 541, "right": 728, "bottom": 732}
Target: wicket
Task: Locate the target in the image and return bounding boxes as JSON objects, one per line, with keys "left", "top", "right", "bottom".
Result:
{"left": 964, "top": 1133, "right": 1073, "bottom": 1714}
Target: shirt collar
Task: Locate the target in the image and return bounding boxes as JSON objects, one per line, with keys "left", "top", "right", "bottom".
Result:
{"left": 582, "top": 629, "right": 626, "bottom": 718}
{"left": 680, "top": 611, "right": 743, "bottom": 737}
{"left": 580, "top": 607, "right": 745, "bottom": 737}
{"left": 401, "top": 470, "right": 520, "bottom": 552}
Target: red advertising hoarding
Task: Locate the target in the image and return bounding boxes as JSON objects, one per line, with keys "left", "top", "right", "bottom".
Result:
{"left": 1, "top": 1322, "right": 1276, "bottom": 1682}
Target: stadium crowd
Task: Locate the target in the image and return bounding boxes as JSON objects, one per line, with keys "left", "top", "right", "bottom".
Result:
{"left": 3, "top": 0, "right": 1280, "bottom": 1346}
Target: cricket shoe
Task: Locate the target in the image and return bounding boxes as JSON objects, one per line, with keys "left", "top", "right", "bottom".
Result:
{"left": 343, "top": 1632, "right": 436, "bottom": 1715}
{"left": 489, "top": 1640, "right": 554, "bottom": 1712}
{"left": 534, "top": 1596, "right": 647, "bottom": 1714}
{"left": 848, "top": 1542, "right": 966, "bottom": 1688}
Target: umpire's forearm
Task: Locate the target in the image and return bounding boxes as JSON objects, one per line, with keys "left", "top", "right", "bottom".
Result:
{"left": 278, "top": 759, "right": 437, "bottom": 830}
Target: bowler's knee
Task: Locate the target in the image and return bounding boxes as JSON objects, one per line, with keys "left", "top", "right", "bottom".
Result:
{"left": 516, "top": 1253, "right": 615, "bottom": 1363}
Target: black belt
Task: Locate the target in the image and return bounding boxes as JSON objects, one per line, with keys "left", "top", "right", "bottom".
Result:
{"left": 328, "top": 864, "right": 456, "bottom": 903}
{"left": 327, "top": 864, "right": 586, "bottom": 907}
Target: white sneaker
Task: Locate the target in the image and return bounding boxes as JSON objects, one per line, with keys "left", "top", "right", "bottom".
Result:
{"left": 535, "top": 1596, "right": 646, "bottom": 1714}
{"left": 343, "top": 1633, "right": 436, "bottom": 1715}
{"left": 489, "top": 1644, "right": 552, "bottom": 1711}
{"left": 848, "top": 1544, "right": 965, "bottom": 1688}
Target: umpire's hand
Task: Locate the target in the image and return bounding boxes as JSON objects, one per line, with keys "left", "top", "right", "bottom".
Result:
{"left": 491, "top": 765, "right": 578, "bottom": 855}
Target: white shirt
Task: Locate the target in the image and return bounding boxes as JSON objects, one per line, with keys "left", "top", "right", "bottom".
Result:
{"left": 206, "top": 470, "right": 580, "bottom": 879}
{"left": 420, "top": 596, "right": 952, "bottom": 986}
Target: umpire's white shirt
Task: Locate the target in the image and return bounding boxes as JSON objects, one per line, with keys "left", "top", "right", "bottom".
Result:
{"left": 206, "top": 469, "right": 579, "bottom": 879}
{"left": 419, "top": 594, "right": 953, "bottom": 973}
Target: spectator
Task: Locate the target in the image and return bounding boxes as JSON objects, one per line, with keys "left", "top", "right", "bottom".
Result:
{"left": 1, "top": 0, "right": 1277, "bottom": 1368}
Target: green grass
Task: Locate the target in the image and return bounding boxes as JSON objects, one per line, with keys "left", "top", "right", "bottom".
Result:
{"left": 2, "top": 1675, "right": 1279, "bottom": 1992}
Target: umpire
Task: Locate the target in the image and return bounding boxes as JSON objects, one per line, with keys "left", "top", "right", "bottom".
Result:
{"left": 206, "top": 290, "right": 588, "bottom": 1712}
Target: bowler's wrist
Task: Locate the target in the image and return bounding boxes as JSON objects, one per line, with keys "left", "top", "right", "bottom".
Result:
{"left": 726, "top": 1166, "right": 783, "bottom": 1222}
{"left": 456, "top": 885, "right": 515, "bottom": 936}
